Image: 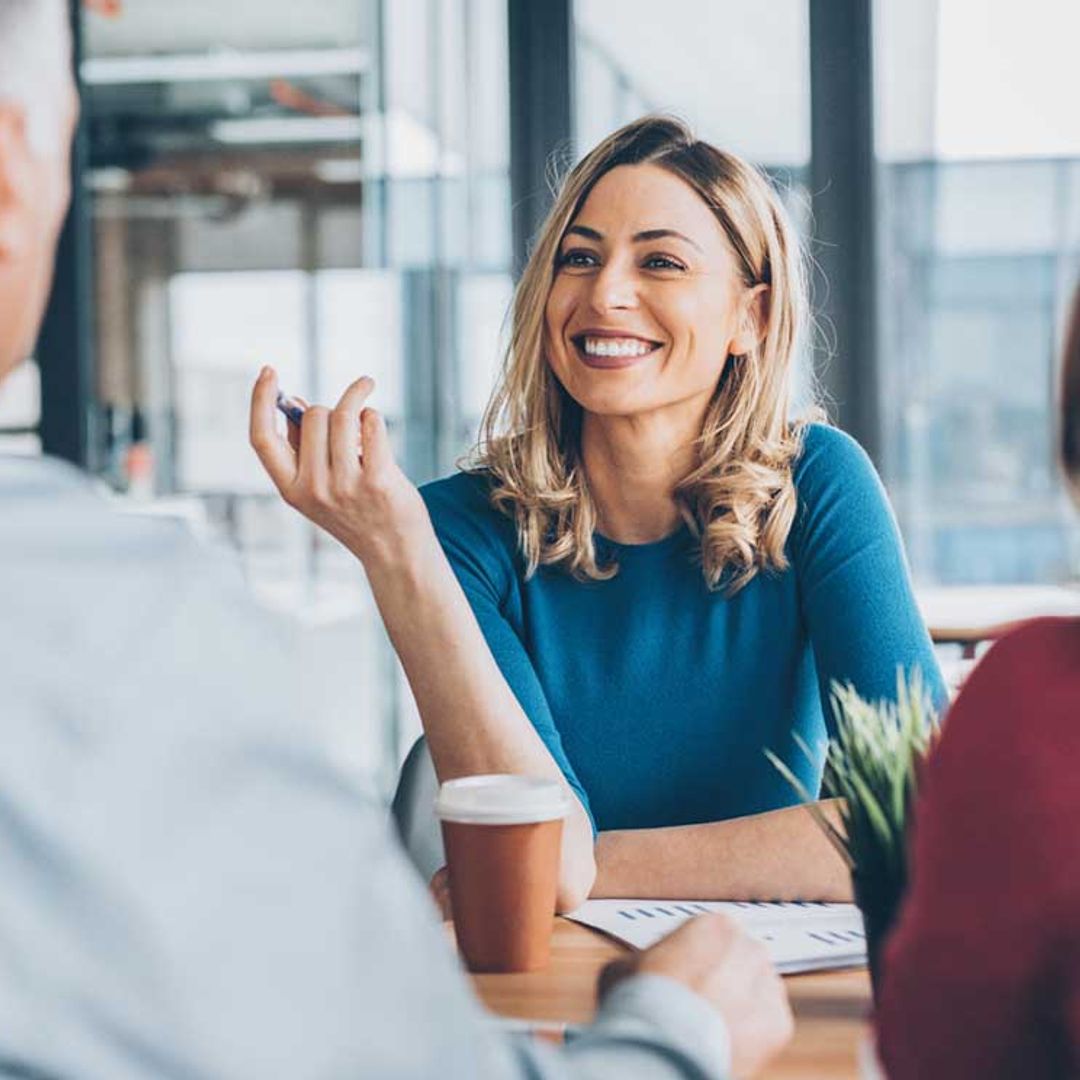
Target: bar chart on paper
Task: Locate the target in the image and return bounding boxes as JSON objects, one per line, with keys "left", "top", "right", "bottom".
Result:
{"left": 566, "top": 900, "right": 867, "bottom": 975}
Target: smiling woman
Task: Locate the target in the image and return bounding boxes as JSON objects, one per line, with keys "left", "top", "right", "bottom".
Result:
{"left": 252, "top": 115, "right": 946, "bottom": 906}
{"left": 475, "top": 122, "right": 804, "bottom": 591}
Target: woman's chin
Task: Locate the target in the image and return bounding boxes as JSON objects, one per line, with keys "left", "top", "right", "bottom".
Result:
{"left": 551, "top": 363, "right": 667, "bottom": 417}
{"left": 567, "top": 385, "right": 659, "bottom": 418}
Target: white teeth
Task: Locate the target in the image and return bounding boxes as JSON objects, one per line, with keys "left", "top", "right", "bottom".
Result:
{"left": 581, "top": 336, "right": 655, "bottom": 358}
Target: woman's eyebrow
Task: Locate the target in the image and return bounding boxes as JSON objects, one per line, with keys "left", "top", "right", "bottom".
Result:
{"left": 564, "top": 224, "right": 703, "bottom": 252}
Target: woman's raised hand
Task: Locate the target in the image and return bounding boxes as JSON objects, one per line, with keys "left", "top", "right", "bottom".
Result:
{"left": 249, "top": 366, "right": 429, "bottom": 566}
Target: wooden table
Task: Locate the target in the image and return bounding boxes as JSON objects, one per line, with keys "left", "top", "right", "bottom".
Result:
{"left": 470, "top": 918, "right": 873, "bottom": 1079}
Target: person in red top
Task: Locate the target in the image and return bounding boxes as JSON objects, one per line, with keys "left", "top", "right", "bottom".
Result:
{"left": 875, "top": 286, "right": 1080, "bottom": 1077}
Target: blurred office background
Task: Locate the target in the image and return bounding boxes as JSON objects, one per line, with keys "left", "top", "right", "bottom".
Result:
{"left": 2, "top": 0, "right": 1077, "bottom": 793}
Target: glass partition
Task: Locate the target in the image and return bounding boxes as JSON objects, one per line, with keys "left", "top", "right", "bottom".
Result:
{"left": 80, "top": 0, "right": 513, "bottom": 787}
{"left": 875, "top": 0, "right": 1080, "bottom": 584}
{"left": 574, "top": 0, "right": 810, "bottom": 169}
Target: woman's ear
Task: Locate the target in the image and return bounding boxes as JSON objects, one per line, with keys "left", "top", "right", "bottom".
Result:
{"left": 728, "top": 284, "right": 770, "bottom": 357}
{"left": 0, "top": 104, "right": 34, "bottom": 261}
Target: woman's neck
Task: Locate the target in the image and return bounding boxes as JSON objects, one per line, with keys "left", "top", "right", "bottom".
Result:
{"left": 581, "top": 407, "right": 701, "bottom": 544}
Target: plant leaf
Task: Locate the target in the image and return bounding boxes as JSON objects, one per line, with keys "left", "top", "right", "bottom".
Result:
{"left": 765, "top": 669, "right": 941, "bottom": 893}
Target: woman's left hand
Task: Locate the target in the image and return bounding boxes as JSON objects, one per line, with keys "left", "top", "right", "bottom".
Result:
{"left": 249, "top": 366, "right": 429, "bottom": 567}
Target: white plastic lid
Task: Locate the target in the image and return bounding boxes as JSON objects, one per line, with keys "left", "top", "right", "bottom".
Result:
{"left": 434, "top": 775, "right": 569, "bottom": 825}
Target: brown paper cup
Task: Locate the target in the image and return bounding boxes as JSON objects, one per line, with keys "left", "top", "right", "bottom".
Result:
{"left": 436, "top": 775, "right": 568, "bottom": 973}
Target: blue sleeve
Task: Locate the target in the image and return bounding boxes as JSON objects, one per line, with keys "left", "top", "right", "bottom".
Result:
{"left": 420, "top": 475, "right": 596, "bottom": 832}
{"left": 790, "top": 426, "right": 947, "bottom": 730}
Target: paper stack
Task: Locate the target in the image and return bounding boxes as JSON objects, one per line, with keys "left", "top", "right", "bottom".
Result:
{"left": 566, "top": 899, "right": 866, "bottom": 975}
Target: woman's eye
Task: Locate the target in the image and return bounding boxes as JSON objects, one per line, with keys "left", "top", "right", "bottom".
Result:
{"left": 557, "top": 249, "right": 598, "bottom": 269}
{"left": 644, "top": 255, "right": 686, "bottom": 271}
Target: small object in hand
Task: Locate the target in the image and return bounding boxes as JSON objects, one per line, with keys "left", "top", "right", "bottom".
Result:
{"left": 276, "top": 391, "right": 306, "bottom": 427}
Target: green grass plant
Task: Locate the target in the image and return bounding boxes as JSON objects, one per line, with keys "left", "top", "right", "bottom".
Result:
{"left": 766, "top": 668, "right": 941, "bottom": 986}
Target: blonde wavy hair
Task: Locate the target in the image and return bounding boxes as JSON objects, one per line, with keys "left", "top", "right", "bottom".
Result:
{"left": 469, "top": 115, "right": 815, "bottom": 594}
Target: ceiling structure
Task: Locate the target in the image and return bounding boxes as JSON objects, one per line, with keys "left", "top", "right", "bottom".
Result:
{"left": 83, "top": 0, "right": 371, "bottom": 56}
{"left": 80, "top": 1, "right": 376, "bottom": 200}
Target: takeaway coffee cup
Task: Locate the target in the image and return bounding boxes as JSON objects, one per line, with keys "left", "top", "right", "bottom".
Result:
{"left": 435, "top": 774, "right": 568, "bottom": 973}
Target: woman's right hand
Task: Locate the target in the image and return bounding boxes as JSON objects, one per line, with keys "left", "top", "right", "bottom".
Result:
{"left": 249, "top": 366, "right": 429, "bottom": 567}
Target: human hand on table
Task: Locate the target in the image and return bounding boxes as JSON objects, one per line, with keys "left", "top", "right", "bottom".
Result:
{"left": 249, "top": 366, "right": 429, "bottom": 565}
{"left": 598, "top": 914, "right": 793, "bottom": 1079}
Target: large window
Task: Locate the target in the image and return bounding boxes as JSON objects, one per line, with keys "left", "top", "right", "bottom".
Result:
{"left": 574, "top": 0, "right": 810, "bottom": 169}
{"left": 27, "top": 0, "right": 1074, "bottom": 794}
{"left": 80, "top": 0, "right": 512, "bottom": 787}
{"left": 875, "top": 0, "right": 1080, "bottom": 584}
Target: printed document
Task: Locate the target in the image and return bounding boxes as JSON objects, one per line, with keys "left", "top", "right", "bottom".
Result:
{"left": 566, "top": 899, "right": 866, "bottom": 975}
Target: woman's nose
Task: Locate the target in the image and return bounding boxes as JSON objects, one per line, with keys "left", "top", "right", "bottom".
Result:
{"left": 588, "top": 260, "right": 638, "bottom": 312}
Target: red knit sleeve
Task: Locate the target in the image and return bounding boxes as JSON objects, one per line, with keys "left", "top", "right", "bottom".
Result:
{"left": 875, "top": 619, "right": 1080, "bottom": 1078}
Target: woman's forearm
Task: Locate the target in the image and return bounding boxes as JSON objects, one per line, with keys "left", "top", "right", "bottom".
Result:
{"left": 362, "top": 520, "right": 596, "bottom": 911}
{"left": 247, "top": 371, "right": 595, "bottom": 903}
{"left": 593, "top": 801, "right": 851, "bottom": 902}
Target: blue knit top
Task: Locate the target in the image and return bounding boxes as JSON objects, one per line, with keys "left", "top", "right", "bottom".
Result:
{"left": 420, "top": 424, "right": 945, "bottom": 834}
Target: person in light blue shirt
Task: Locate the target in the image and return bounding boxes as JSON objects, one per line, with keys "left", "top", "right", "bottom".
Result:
{"left": 0, "top": 3, "right": 794, "bottom": 1078}
{"left": 263, "top": 115, "right": 945, "bottom": 908}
